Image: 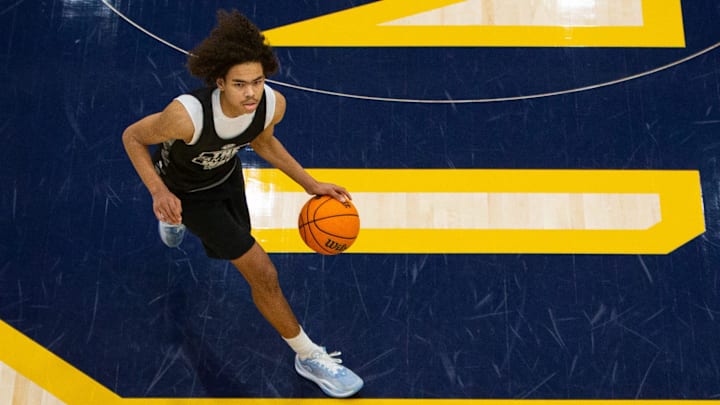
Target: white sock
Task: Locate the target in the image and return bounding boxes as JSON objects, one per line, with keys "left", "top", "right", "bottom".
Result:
{"left": 283, "top": 327, "right": 322, "bottom": 359}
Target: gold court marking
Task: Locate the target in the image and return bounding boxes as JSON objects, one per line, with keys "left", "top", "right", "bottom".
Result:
{"left": 246, "top": 169, "right": 705, "bottom": 254}
{"left": 0, "top": 317, "right": 715, "bottom": 405}
{"left": 262, "top": 0, "right": 685, "bottom": 47}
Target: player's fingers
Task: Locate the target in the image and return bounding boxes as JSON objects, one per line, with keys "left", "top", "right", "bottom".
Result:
{"left": 331, "top": 189, "right": 348, "bottom": 203}
{"left": 169, "top": 198, "right": 182, "bottom": 217}
{"left": 341, "top": 189, "right": 352, "bottom": 201}
{"left": 332, "top": 185, "right": 351, "bottom": 202}
{"left": 156, "top": 201, "right": 182, "bottom": 224}
{"left": 166, "top": 204, "right": 182, "bottom": 224}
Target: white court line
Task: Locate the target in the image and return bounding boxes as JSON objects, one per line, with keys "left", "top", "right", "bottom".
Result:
{"left": 100, "top": 0, "right": 720, "bottom": 104}
{"left": 248, "top": 191, "right": 661, "bottom": 230}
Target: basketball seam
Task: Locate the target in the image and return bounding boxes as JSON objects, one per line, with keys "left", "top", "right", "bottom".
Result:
{"left": 307, "top": 223, "right": 337, "bottom": 254}
{"left": 312, "top": 217, "right": 359, "bottom": 239}
{"left": 302, "top": 196, "right": 337, "bottom": 254}
{"left": 298, "top": 213, "right": 357, "bottom": 227}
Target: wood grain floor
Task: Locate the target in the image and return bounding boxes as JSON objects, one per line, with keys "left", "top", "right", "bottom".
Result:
{"left": 1, "top": 0, "right": 695, "bottom": 403}
{"left": 0, "top": 362, "right": 64, "bottom": 405}
{"left": 382, "top": 0, "right": 644, "bottom": 26}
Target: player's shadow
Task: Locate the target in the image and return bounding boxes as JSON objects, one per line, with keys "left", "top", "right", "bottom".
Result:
{"left": 158, "top": 272, "right": 294, "bottom": 397}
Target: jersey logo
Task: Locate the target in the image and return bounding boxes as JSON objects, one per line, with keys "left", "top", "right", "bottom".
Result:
{"left": 191, "top": 143, "right": 246, "bottom": 170}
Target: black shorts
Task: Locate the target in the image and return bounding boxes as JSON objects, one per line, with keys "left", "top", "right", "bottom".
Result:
{"left": 173, "top": 168, "right": 256, "bottom": 260}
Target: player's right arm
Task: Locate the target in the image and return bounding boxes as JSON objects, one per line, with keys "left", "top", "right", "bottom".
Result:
{"left": 122, "top": 101, "right": 194, "bottom": 225}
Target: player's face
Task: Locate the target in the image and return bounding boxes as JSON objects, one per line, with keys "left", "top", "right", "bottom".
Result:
{"left": 216, "top": 62, "right": 265, "bottom": 117}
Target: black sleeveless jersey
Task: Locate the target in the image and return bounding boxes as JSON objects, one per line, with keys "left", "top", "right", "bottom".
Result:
{"left": 153, "top": 87, "right": 267, "bottom": 193}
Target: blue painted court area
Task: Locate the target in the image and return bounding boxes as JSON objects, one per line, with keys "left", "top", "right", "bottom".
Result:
{"left": 1, "top": 0, "right": 720, "bottom": 399}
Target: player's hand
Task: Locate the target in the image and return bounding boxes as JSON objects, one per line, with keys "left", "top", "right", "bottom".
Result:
{"left": 308, "top": 182, "right": 352, "bottom": 203}
{"left": 152, "top": 188, "right": 183, "bottom": 224}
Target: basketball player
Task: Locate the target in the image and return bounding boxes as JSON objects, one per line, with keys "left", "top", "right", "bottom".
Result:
{"left": 121, "top": 10, "right": 363, "bottom": 398}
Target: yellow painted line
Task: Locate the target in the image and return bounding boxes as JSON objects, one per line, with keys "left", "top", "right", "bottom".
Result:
{"left": 0, "top": 320, "right": 120, "bottom": 405}
{"left": 246, "top": 169, "right": 705, "bottom": 254}
{"left": 262, "top": 0, "right": 685, "bottom": 47}
{"left": 0, "top": 317, "right": 715, "bottom": 404}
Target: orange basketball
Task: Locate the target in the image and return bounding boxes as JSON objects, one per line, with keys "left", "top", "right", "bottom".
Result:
{"left": 298, "top": 195, "right": 360, "bottom": 255}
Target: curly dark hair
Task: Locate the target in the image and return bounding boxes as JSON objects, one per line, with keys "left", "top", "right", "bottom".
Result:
{"left": 188, "top": 10, "right": 279, "bottom": 86}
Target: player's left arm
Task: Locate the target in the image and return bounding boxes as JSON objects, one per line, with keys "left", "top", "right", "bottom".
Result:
{"left": 250, "top": 90, "right": 351, "bottom": 202}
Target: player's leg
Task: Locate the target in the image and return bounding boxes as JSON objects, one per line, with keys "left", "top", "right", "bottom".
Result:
{"left": 230, "top": 243, "right": 363, "bottom": 398}
{"left": 230, "top": 242, "right": 300, "bottom": 338}
{"left": 180, "top": 170, "right": 363, "bottom": 397}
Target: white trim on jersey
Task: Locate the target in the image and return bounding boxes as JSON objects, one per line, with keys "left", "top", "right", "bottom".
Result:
{"left": 174, "top": 84, "right": 277, "bottom": 146}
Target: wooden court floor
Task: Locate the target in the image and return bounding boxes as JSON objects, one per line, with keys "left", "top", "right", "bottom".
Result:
{"left": 1, "top": 0, "right": 719, "bottom": 403}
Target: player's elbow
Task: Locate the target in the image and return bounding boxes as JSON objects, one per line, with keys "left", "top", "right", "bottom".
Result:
{"left": 122, "top": 121, "right": 147, "bottom": 145}
{"left": 121, "top": 127, "right": 135, "bottom": 150}
{"left": 121, "top": 127, "right": 132, "bottom": 144}
{"left": 121, "top": 125, "right": 145, "bottom": 153}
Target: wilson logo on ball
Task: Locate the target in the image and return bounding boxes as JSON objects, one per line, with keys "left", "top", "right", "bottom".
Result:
{"left": 325, "top": 239, "right": 349, "bottom": 252}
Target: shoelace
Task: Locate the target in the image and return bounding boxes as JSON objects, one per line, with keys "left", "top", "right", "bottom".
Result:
{"left": 309, "top": 350, "right": 345, "bottom": 375}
